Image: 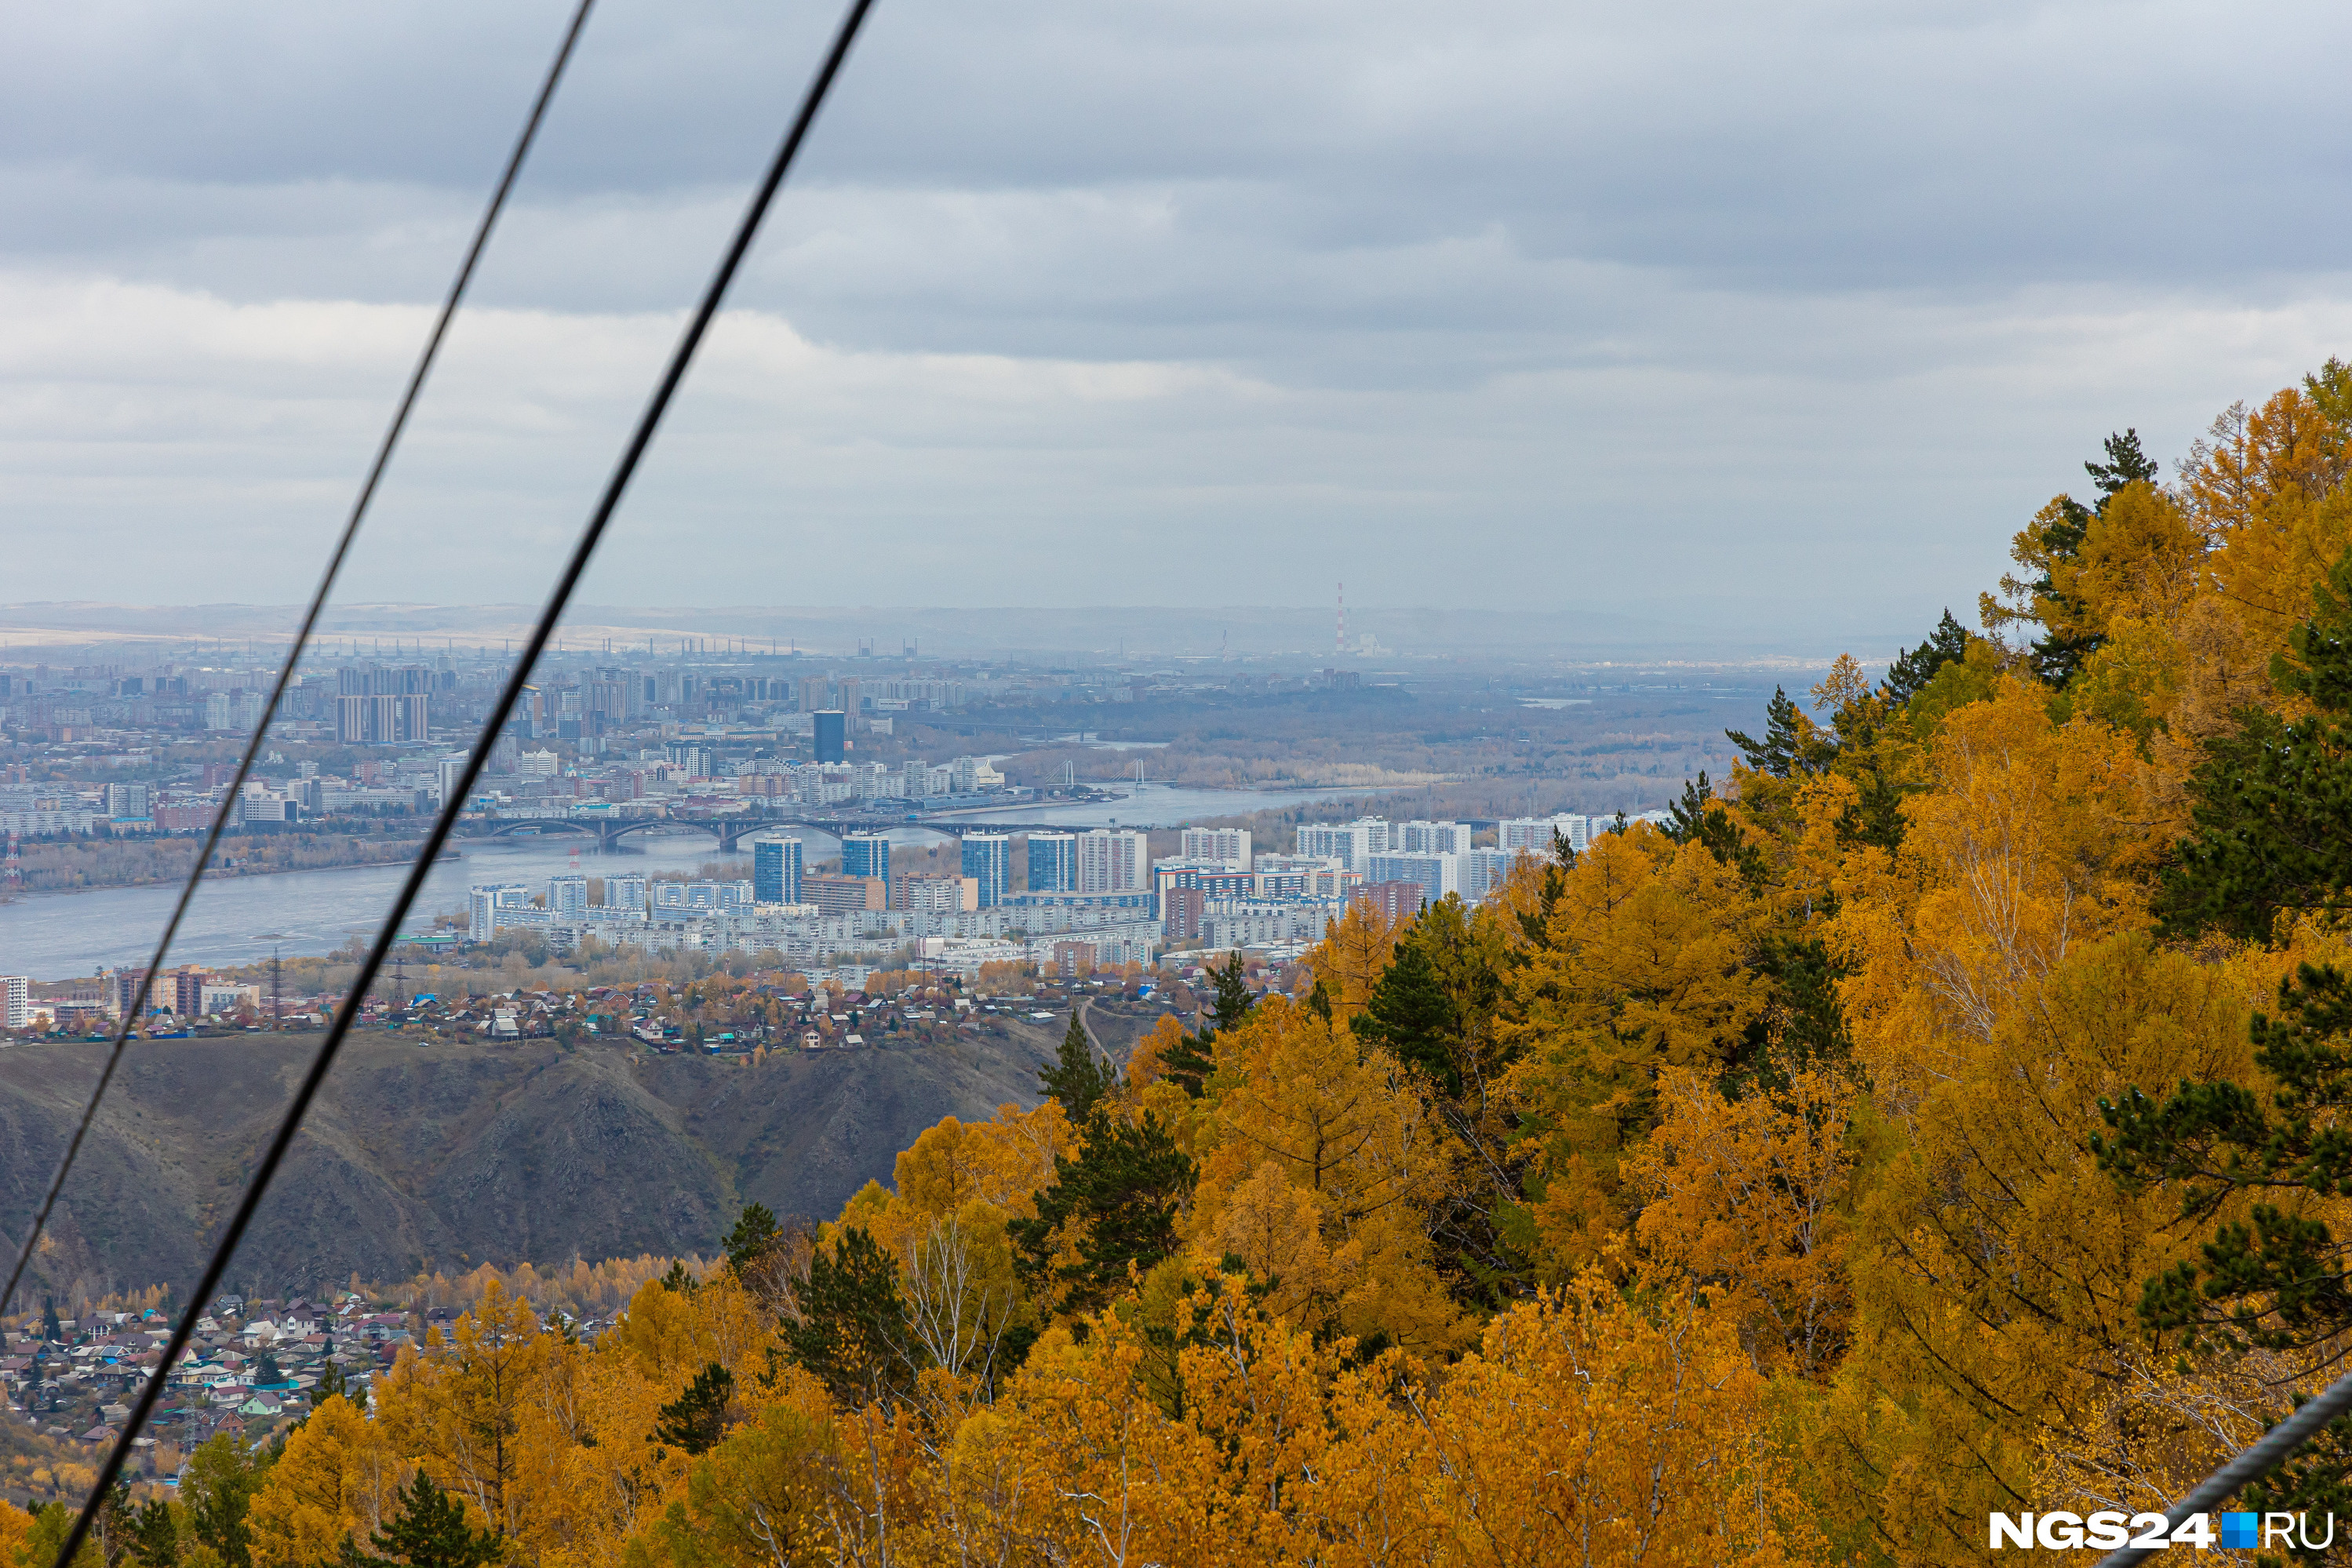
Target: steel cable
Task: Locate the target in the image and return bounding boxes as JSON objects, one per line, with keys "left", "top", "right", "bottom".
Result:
{"left": 2093, "top": 1365, "right": 2352, "bottom": 1567}
{"left": 49, "top": 1, "right": 878, "bottom": 1559}
{"left": 0, "top": 0, "right": 599, "bottom": 1330}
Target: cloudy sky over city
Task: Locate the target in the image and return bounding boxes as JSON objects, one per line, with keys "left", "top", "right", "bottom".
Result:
{"left": 5, "top": 0, "right": 2350, "bottom": 644}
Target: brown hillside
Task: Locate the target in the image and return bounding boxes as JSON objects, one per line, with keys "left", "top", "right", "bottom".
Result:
{"left": 0, "top": 1018, "right": 1072, "bottom": 1300}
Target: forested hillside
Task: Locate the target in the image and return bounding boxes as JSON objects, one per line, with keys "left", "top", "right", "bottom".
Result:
{"left": 31, "top": 362, "right": 2352, "bottom": 1564}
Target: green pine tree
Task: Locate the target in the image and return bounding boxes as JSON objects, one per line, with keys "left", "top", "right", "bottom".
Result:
{"left": 2011, "top": 431, "right": 2151, "bottom": 687}
{"left": 723, "top": 1202, "right": 781, "bottom": 1276}
{"left": 130, "top": 1497, "right": 181, "bottom": 1566}
{"left": 2157, "top": 546, "right": 2352, "bottom": 941}
{"left": 337, "top": 1471, "right": 503, "bottom": 1568}
{"left": 184, "top": 1431, "right": 271, "bottom": 1568}
{"left": 42, "top": 1297, "right": 61, "bottom": 1343}
{"left": 2095, "top": 960, "right": 2352, "bottom": 1527}
{"left": 779, "top": 1228, "right": 920, "bottom": 1406}
{"left": 1038, "top": 1011, "right": 1117, "bottom": 1120}
{"left": 1152, "top": 956, "right": 1251, "bottom": 1100}
{"left": 1208, "top": 956, "right": 1255, "bottom": 1035}
{"left": 654, "top": 1362, "right": 734, "bottom": 1455}
{"left": 1354, "top": 936, "right": 1461, "bottom": 1094}
{"left": 1881, "top": 609, "right": 1972, "bottom": 705}
{"left": 1662, "top": 771, "right": 1769, "bottom": 882}
{"left": 2084, "top": 426, "right": 2160, "bottom": 497}
{"left": 1009, "top": 1110, "right": 1196, "bottom": 1319}
{"left": 1724, "top": 688, "right": 1837, "bottom": 778}
{"left": 658, "top": 1261, "right": 700, "bottom": 1296}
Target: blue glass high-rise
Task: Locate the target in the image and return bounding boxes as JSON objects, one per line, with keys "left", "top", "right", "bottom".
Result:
{"left": 814, "top": 709, "right": 847, "bottom": 762}
{"left": 841, "top": 833, "right": 892, "bottom": 904}
{"left": 960, "top": 833, "right": 1010, "bottom": 908}
{"left": 753, "top": 837, "right": 803, "bottom": 904}
{"left": 1027, "top": 831, "right": 1078, "bottom": 892}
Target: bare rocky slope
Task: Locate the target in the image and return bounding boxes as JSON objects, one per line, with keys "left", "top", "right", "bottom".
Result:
{"left": 0, "top": 1013, "right": 1091, "bottom": 1301}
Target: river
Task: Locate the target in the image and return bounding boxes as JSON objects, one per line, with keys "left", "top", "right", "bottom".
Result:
{"left": 0, "top": 784, "right": 1389, "bottom": 980}
{"left": 927, "top": 781, "right": 1390, "bottom": 828}
{"left": 0, "top": 831, "right": 755, "bottom": 980}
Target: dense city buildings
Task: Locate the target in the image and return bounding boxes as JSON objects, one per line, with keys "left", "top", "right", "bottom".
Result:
{"left": 0, "top": 638, "right": 1667, "bottom": 994}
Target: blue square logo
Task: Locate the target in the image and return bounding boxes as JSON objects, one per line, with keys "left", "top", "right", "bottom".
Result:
{"left": 2219, "top": 1512, "right": 2259, "bottom": 1549}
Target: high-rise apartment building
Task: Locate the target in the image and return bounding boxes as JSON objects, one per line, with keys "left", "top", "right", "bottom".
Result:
{"left": 814, "top": 711, "right": 847, "bottom": 763}
{"left": 1352, "top": 881, "right": 1426, "bottom": 925}
{"left": 799, "top": 873, "right": 887, "bottom": 915}
{"left": 894, "top": 875, "right": 978, "bottom": 913}
{"left": 1078, "top": 829, "right": 1151, "bottom": 893}
{"left": 960, "top": 834, "right": 1010, "bottom": 908}
{"left": 548, "top": 875, "right": 589, "bottom": 921}
{"left": 605, "top": 874, "right": 649, "bottom": 915}
{"left": 1295, "top": 819, "right": 1391, "bottom": 871}
{"left": 1365, "top": 850, "right": 1460, "bottom": 906}
{"left": 840, "top": 834, "right": 892, "bottom": 904}
{"left": 336, "top": 666, "right": 432, "bottom": 745}
{"left": 105, "top": 781, "right": 151, "bottom": 819}
{"left": 1395, "top": 820, "right": 1472, "bottom": 856}
{"left": 753, "top": 838, "right": 804, "bottom": 906}
{"left": 1178, "top": 828, "right": 1251, "bottom": 868}
{"left": 1498, "top": 814, "right": 1589, "bottom": 855}
{"left": 0, "top": 976, "right": 27, "bottom": 1030}
{"left": 1026, "top": 831, "right": 1078, "bottom": 892}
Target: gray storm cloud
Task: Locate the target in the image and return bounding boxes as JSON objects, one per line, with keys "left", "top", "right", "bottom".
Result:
{"left": 2, "top": 0, "right": 2347, "bottom": 645}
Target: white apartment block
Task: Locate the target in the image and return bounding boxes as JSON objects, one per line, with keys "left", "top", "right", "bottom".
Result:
{"left": 1078, "top": 829, "right": 1151, "bottom": 893}
{"left": 1178, "top": 828, "right": 1251, "bottom": 868}
{"left": 0, "top": 976, "right": 25, "bottom": 1029}
{"left": 1464, "top": 846, "right": 1528, "bottom": 901}
{"left": 1395, "top": 820, "right": 1472, "bottom": 856}
{"left": 1294, "top": 818, "right": 1391, "bottom": 871}
{"left": 1498, "top": 814, "right": 1589, "bottom": 854}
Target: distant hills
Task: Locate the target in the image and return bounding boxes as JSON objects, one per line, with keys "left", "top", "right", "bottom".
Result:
{"left": 0, "top": 601, "right": 1897, "bottom": 665}
{"left": 0, "top": 1018, "right": 1083, "bottom": 1303}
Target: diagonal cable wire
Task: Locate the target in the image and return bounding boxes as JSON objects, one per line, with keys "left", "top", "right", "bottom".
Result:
{"left": 2093, "top": 1364, "right": 2352, "bottom": 1566}
{"left": 51, "top": 2, "right": 878, "bottom": 1559}
{"left": 0, "top": 0, "right": 598, "bottom": 1331}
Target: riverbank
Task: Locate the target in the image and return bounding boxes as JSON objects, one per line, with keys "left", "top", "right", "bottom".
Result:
{"left": 5, "top": 828, "right": 431, "bottom": 897}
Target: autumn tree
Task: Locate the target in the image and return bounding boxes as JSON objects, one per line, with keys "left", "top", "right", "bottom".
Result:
{"left": 1038, "top": 1012, "right": 1116, "bottom": 1120}
{"left": 374, "top": 1279, "right": 547, "bottom": 1541}
{"left": 2158, "top": 546, "right": 2352, "bottom": 940}
{"left": 336, "top": 1472, "right": 502, "bottom": 1568}
{"left": 654, "top": 1364, "right": 736, "bottom": 1456}
{"left": 1010, "top": 1111, "right": 1196, "bottom": 1320}
{"left": 780, "top": 1228, "right": 920, "bottom": 1407}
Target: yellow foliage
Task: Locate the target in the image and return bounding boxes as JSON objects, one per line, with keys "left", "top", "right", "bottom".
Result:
{"left": 2062, "top": 480, "right": 2208, "bottom": 635}
{"left": 1499, "top": 826, "right": 1767, "bottom": 1265}
{"left": 1191, "top": 996, "right": 1463, "bottom": 1353}
{"left": 1833, "top": 675, "right": 2154, "bottom": 1114}
{"left": 1326, "top": 1280, "right": 1823, "bottom": 1566}
{"left": 1826, "top": 933, "right": 2263, "bottom": 1563}
{"left": 249, "top": 1396, "right": 403, "bottom": 1567}
{"left": 1629, "top": 1067, "right": 1855, "bottom": 1377}
{"left": 1302, "top": 900, "right": 1402, "bottom": 1013}
{"left": 891, "top": 1099, "right": 1073, "bottom": 1222}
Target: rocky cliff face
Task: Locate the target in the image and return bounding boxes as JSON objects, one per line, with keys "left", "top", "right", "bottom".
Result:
{"left": 0, "top": 1021, "right": 1065, "bottom": 1301}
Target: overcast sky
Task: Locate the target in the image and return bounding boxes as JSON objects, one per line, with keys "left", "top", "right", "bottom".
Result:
{"left": 3, "top": 0, "right": 2348, "bottom": 645}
